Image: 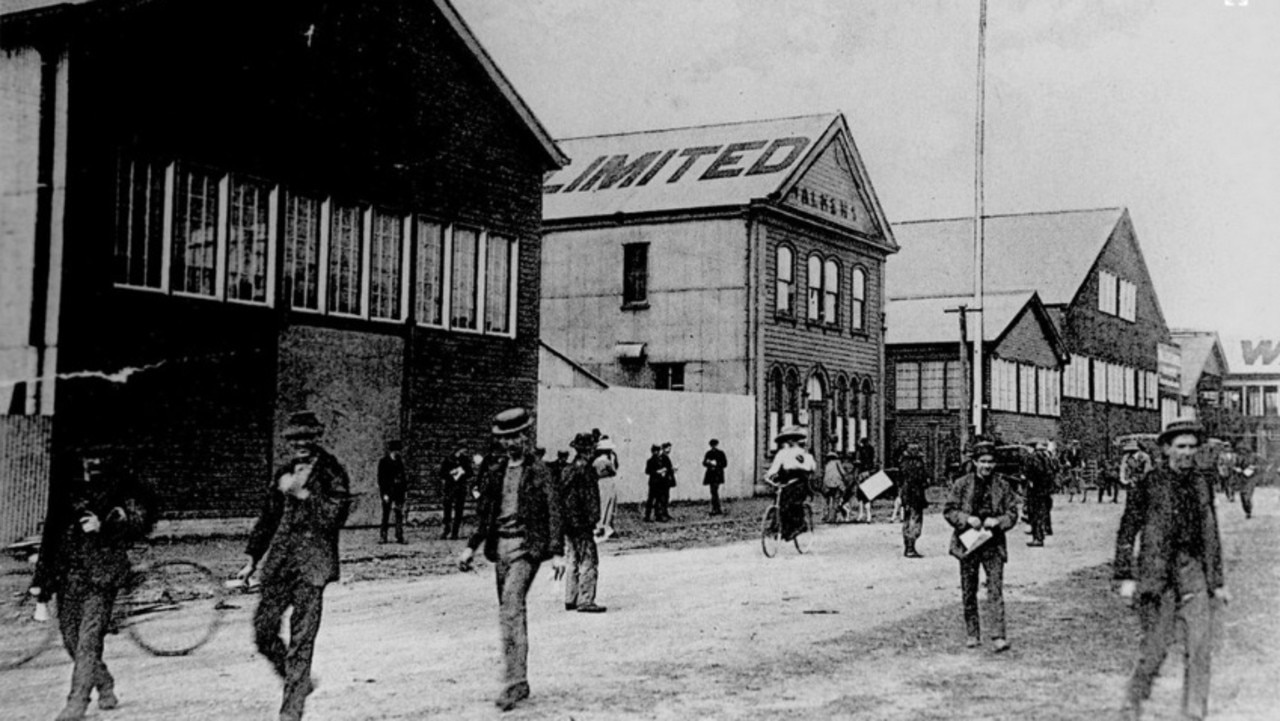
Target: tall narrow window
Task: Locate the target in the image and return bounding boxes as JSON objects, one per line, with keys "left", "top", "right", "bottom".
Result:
{"left": 623, "top": 243, "right": 648, "bottom": 306}
{"left": 807, "top": 254, "right": 822, "bottom": 321}
{"left": 171, "top": 164, "right": 220, "bottom": 296}
{"left": 775, "top": 246, "right": 794, "bottom": 315}
{"left": 895, "top": 362, "right": 920, "bottom": 410}
{"left": 945, "top": 360, "right": 963, "bottom": 409}
{"left": 114, "top": 158, "right": 166, "bottom": 289}
{"left": 226, "top": 176, "right": 272, "bottom": 304}
{"left": 1119, "top": 280, "right": 1137, "bottom": 321}
{"left": 485, "top": 234, "right": 514, "bottom": 334}
{"left": 823, "top": 259, "right": 839, "bottom": 324}
{"left": 328, "top": 202, "right": 363, "bottom": 315}
{"left": 852, "top": 267, "right": 867, "bottom": 331}
{"left": 416, "top": 220, "right": 445, "bottom": 327}
{"left": 769, "top": 368, "right": 784, "bottom": 450}
{"left": 283, "top": 193, "right": 322, "bottom": 311}
{"left": 1020, "top": 364, "right": 1037, "bottom": 414}
{"left": 1098, "top": 270, "right": 1118, "bottom": 315}
{"left": 450, "top": 226, "right": 480, "bottom": 330}
{"left": 369, "top": 209, "right": 403, "bottom": 320}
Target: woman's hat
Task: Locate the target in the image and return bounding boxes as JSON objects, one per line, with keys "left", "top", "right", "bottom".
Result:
{"left": 283, "top": 411, "right": 324, "bottom": 441}
{"left": 774, "top": 425, "right": 807, "bottom": 444}
{"left": 1121, "top": 439, "right": 1139, "bottom": 453}
{"left": 570, "top": 432, "right": 596, "bottom": 450}
{"left": 491, "top": 407, "right": 534, "bottom": 437}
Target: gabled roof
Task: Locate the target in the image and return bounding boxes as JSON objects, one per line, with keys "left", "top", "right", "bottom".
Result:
{"left": 0, "top": 0, "right": 567, "bottom": 170}
{"left": 1170, "top": 330, "right": 1228, "bottom": 395}
{"left": 886, "top": 291, "right": 1065, "bottom": 363}
{"left": 542, "top": 113, "right": 896, "bottom": 250}
{"left": 887, "top": 208, "right": 1126, "bottom": 304}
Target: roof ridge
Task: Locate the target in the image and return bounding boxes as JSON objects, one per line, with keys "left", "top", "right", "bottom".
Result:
{"left": 893, "top": 206, "right": 1125, "bottom": 226}
{"left": 556, "top": 112, "right": 836, "bottom": 141}
{"left": 888, "top": 289, "right": 1038, "bottom": 302}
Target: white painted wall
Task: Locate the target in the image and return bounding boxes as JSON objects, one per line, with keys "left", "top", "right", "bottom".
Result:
{"left": 537, "top": 385, "right": 756, "bottom": 503}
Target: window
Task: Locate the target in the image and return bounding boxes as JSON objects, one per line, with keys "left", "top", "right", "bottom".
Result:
{"left": 226, "top": 175, "right": 273, "bottom": 304}
{"left": 851, "top": 267, "right": 867, "bottom": 332}
{"left": 920, "top": 361, "right": 946, "bottom": 410}
{"left": 769, "top": 368, "right": 784, "bottom": 448}
{"left": 114, "top": 158, "right": 167, "bottom": 290}
{"left": 945, "top": 360, "right": 963, "bottom": 409}
{"left": 1119, "top": 280, "right": 1137, "bottom": 322}
{"left": 485, "top": 234, "right": 515, "bottom": 334}
{"left": 1091, "top": 359, "right": 1106, "bottom": 402}
{"left": 807, "top": 254, "right": 822, "bottom": 321}
{"left": 1037, "top": 368, "right": 1061, "bottom": 417}
{"left": 450, "top": 226, "right": 480, "bottom": 330}
{"left": 1246, "top": 386, "right": 1262, "bottom": 416}
{"left": 171, "top": 163, "right": 221, "bottom": 297}
{"left": 623, "top": 243, "right": 648, "bottom": 307}
{"left": 1265, "top": 386, "right": 1277, "bottom": 416}
{"left": 1019, "top": 364, "right": 1037, "bottom": 414}
{"left": 775, "top": 246, "right": 794, "bottom": 315}
{"left": 283, "top": 193, "right": 322, "bottom": 311}
{"left": 415, "top": 220, "right": 446, "bottom": 327}
{"left": 1145, "top": 371, "right": 1159, "bottom": 410}
{"left": 823, "top": 259, "right": 839, "bottom": 324}
{"left": 1098, "top": 270, "right": 1117, "bottom": 315}
{"left": 991, "top": 359, "right": 1017, "bottom": 411}
{"left": 369, "top": 209, "right": 404, "bottom": 321}
{"left": 654, "top": 363, "right": 685, "bottom": 391}
{"left": 895, "top": 362, "right": 920, "bottom": 410}
{"left": 1124, "top": 367, "right": 1136, "bottom": 406}
{"left": 327, "top": 202, "right": 364, "bottom": 316}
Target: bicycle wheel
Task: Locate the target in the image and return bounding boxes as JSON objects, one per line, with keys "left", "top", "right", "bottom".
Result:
{"left": 794, "top": 503, "right": 816, "bottom": 554}
{"left": 761, "top": 506, "right": 782, "bottom": 558}
{"left": 123, "top": 560, "right": 225, "bottom": 657}
{"left": 0, "top": 559, "right": 58, "bottom": 670}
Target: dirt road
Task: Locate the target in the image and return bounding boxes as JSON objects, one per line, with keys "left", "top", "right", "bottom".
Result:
{"left": 5, "top": 490, "right": 1277, "bottom": 720}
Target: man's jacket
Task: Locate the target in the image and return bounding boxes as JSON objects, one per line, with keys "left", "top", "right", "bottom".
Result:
{"left": 942, "top": 472, "right": 1020, "bottom": 561}
{"left": 246, "top": 448, "right": 352, "bottom": 586}
{"left": 1113, "top": 464, "right": 1223, "bottom": 597}
{"left": 34, "top": 468, "right": 156, "bottom": 591}
{"left": 559, "top": 458, "right": 601, "bottom": 535}
{"left": 468, "top": 452, "right": 563, "bottom": 563}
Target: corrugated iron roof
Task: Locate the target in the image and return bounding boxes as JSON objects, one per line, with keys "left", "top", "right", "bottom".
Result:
{"left": 885, "top": 291, "right": 1037, "bottom": 346}
{"left": 887, "top": 208, "right": 1125, "bottom": 305}
{"left": 542, "top": 113, "right": 839, "bottom": 220}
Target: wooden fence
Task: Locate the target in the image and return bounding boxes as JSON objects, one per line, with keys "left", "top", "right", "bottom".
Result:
{"left": 0, "top": 415, "right": 52, "bottom": 545}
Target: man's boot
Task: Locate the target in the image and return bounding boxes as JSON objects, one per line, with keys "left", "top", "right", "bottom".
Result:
{"left": 905, "top": 540, "right": 922, "bottom": 559}
{"left": 55, "top": 699, "right": 89, "bottom": 721}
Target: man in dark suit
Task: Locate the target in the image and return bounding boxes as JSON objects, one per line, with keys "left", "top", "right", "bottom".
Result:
{"left": 943, "top": 441, "right": 1020, "bottom": 653}
{"left": 561, "top": 432, "right": 605, "bottom": 613}
{"left": 238, "top": 411, "right": 353, "bottom": 721}
{"left": 440, "top": 448, "right": 473, "bottom": 540}
{"left": 377, "top": 440, "right": 406, "bottom": 544}
{"left": 458, "top": 407, "right": 564, "bottom": 712}
{"left": 31, "top": 445, "right": 156, "bottom": 721}
{"left": 1115, "top": 418, "right": 1229, "bottom": 721}
{"left": 702, "top": 439, "right": 727, "bottom": 516}
{"left": 897, "top": 443, "right": 929, "bottom": 558}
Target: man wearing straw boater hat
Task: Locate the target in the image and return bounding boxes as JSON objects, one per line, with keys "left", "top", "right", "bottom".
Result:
{"left": 239, "top": 411, "right": 353, "bottom": 721}
{"left": 1115, "top": 417, "right": 1228, "bottom": 721}
{"left": 458, "top": 407, "right": 564, "bottom": 711}
{"left": 943, "top": 440, "right": 1019, "bottom": 653}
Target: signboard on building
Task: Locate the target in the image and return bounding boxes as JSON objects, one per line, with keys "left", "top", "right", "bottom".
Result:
{"left": 1158, "top": 343, "right": 1181, "bottom": 390}
{"left": 1222, "top": 336, "right": 1280, "bottom": 378}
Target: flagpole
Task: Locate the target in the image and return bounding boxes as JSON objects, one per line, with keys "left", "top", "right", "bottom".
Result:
{"left": 971, "top": 0, "right": 988, "bottom": 438}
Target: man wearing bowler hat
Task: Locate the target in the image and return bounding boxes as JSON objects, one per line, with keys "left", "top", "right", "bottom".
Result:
{"left": 458, "top": 407, "right": 565, "bottom": 711}
{"left": 239, "top": 411, "right": 353, "bottom": 721}
{"left": 1115, "top": 418, "right": 1228, "bottom": 721}
{"left": 943, "top": 440, "right": 1019, "bottom": 653}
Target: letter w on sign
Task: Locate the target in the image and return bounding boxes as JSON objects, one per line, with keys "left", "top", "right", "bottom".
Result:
{"left": 1240, "top": 340, "right": 1280, "bottom": 366}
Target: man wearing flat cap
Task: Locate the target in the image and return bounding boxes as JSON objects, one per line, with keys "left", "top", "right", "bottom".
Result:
{"left": 239, "top": 411, "right": 353, "bottom": 721}
{"left": 458, "top": 407, "right": 565, "bottom": 711}
{"left": 943, "top": 440, "right": 1019, "bottom": 653}
{"left": 1115, "top": 418, "right": 1228, "bottom": 721}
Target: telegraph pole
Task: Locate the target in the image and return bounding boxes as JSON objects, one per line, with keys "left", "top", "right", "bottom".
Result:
{"left": 971, "top": 0, "right": 989, "bottom": 437}
{"left": 945, "top": 304, "right": 980, "bottom": 451}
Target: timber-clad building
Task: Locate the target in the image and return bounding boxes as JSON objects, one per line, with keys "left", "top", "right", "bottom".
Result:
{"left": 540, "top": 114, "right": 897, "bottom": 472}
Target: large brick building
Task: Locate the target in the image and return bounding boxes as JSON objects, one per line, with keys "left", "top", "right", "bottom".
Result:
{"left": 540, "top": 114, "right": 897, "bottom": 472}
{"left": 0, "top": 0, "right": 565, "bottom": 527}
{"left": 887, "top": 208, "right": 1174, "bottom": 467}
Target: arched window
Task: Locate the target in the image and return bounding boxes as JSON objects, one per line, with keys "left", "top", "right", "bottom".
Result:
{"left": 823, "top": 259, "right": 840, "bottom": 324}
{"left": 768, "top": 367, "right": 784, "bottom": 449}
{"left": 807, "top": 254, "right": 822, "bottom": 321}
{"left": 785, "top": 368, "right": 800, "bottom": 429}
{"left": 775, "top": 246, "right": 794, "bottom": 316}
{"left": 859, "top": 378, "right": 875, "bottom": 444}
{"left": 803, "top": 370, "right": 826, "bottom": 427}
{"left": 835, "top": 375, "right": 850, "bottom": 453}
{"left": 852, "top": 266, "right": 867, "bottom": 332}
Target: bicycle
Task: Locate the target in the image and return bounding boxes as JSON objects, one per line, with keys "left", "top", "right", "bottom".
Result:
{"left": 760, "top": 476, "right": 815, "bottom": 558}
{"left": 1, "top": 543, "right": 228, "bottom": 671}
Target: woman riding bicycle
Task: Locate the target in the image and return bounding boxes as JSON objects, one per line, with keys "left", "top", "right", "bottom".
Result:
{"left": 765, "top": 426, "right": 816, "bottom": 540}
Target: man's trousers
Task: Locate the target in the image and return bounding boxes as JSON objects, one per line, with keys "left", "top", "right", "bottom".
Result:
{"left": 494, "top": 547, "right": 540, "bottom": 693}
{"left": 959, "top": 550, "right": 1006, "bottom": 640}
{"left": 254, "top": 573, "right": 326, "bottom": 721}
{"left": 1128, "top": 564, "right": 1214, "bottom": 719}
{"left": 58, "top": 581, "right": 118, "bottom": 707}
{"left": 564, "top": 532, "right": 599, "bottom": 607}
{"left": 380, "top": 497, "right": 405, "bottom": 542}
{"left": 902, "top": 505, "right": 923, "bottom": 543}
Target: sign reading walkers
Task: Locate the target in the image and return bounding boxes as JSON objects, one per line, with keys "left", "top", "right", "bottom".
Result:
{"left": 1222, "top": 336, "right": 1280, "bottom": 378}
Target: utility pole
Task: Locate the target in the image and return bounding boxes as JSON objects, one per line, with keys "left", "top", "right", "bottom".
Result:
{"left": 971, "top": 0, "right": 988, "bottom": 437}
{"left": 945, "top": 304, "right": 980, "bottom": 451}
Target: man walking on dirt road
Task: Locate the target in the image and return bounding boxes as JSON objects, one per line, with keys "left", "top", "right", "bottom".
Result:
{"left": 239, "top": 411, "right": 353, "bottom": 721}
{"left": 943, "top": 441, "right": 1019, "bottom": 653}
{"left": 1114, "top": 417, "right": 1229, "bottom": 721}
{"left": 458, "top": 407, "right": 565, "bottom": 712}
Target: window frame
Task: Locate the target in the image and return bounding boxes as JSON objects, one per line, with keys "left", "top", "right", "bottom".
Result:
{"left": 224, "top": 173, "right": 277, "bottom": 307}
{"left": 622, "top": 242, "right": 649, "bottom": 308}
{"left": 775, "top": 245, "right": 795, "bottom": 317}
{"left": 282, "top": 191, "right": 325, "bottom": 313}
{"left": 822, "top": 258, "right": 840, "bottom": 325}
{"left": 449, "top": 225, "right": 483, "bottom": 332}
{"left": 807, "top": 254, "right": 822, "bottom": 322}
{"left": 851, "top": 266, "right": 867, "bottom": 332}
{"left": 484, "top": 233, "right": 518, "bottom": 337}
{"left": 113, "top": 157, "right": 170, "bottom": 292}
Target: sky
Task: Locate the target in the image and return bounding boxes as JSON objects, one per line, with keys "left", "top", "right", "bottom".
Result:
{"left": 453, "top": 0, "right": 1279, "bottom": 338}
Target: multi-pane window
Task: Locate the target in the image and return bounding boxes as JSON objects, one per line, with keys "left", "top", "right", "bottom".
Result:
{"left": 654, "top": 363, "right": 686, "bottom": 391}
{"left": 328, "top": 202, "right": 364, "bottom": 315}
{"left": 451, "top": 226, "right": 480, "bottom": 330}
{"left": 946, "top": 360, "right": 963, "bottom": 409}
{"left": 894, "top": 363, "right": 920, "bottom": 410}
{"left": 283, "top": 193, "right": 322, "bottom": 311}
{"left": 920, "top": 361, "right": 946, "bottom": 410}
{"left": 485, "top": 234, "right": 514, "bottom": 334}
{"left": 226, "top": 176, "right": 273, "bottom": 304}
{"left": 415, "top": 220, "right": 446, "bottom": 327}
{"left": 1091, "top": 359, "right": 1106, "bottom": 402}
{"left": 369, "top": 210, "right": 404, "bottom": 321}
{"left": 852, "top": 267, "right": 866, "bottom": 331}
{"left": 776, "top": 246, "right": 794, "bottom": 315}
{"left": 1098, "top": 270, "right": 1117, "bottom": 315}
{"left": 1018, "top": 364, "right": 1037, "bottom": 414}
{"left": 807, "top": 255, "right": 822, "bottom": 321}
{"left": 623, "top": 243, "right": 648, "bottom": 306}
{"left": 823, "top": 259, "right": 839, "bottom": 324}
{"left": 991, "top": 359, "right": 1017, "bottom": 411}
{"left": 114, "top": 158, "right": 167, "bottom": 290}
{"left": 1124, "top": 367, "right": 1136, "bottom": 406}
{"left": 1246, "top": 386, "right": 1262, "bottom": 416}
{"left": 171, "top": 164, "right": 220, "bottom": 296}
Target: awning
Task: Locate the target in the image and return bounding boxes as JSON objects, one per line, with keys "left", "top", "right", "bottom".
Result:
{"left": 615, "top": 343, "right": 647, "bottom": 360}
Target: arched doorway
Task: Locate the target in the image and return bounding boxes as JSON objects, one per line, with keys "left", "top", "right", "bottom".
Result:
{"left": 805, "top": 371, "right": 828, "bottom": 461}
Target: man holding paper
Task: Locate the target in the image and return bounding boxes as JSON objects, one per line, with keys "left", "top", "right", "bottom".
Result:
{"left": 943, "top": 441, "right": 1019, "bottom": 653}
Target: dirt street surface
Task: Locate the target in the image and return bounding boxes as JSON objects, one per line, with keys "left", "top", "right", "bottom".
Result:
{"left": 5, "top": 490, "right": 1277, "bottom": 720}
